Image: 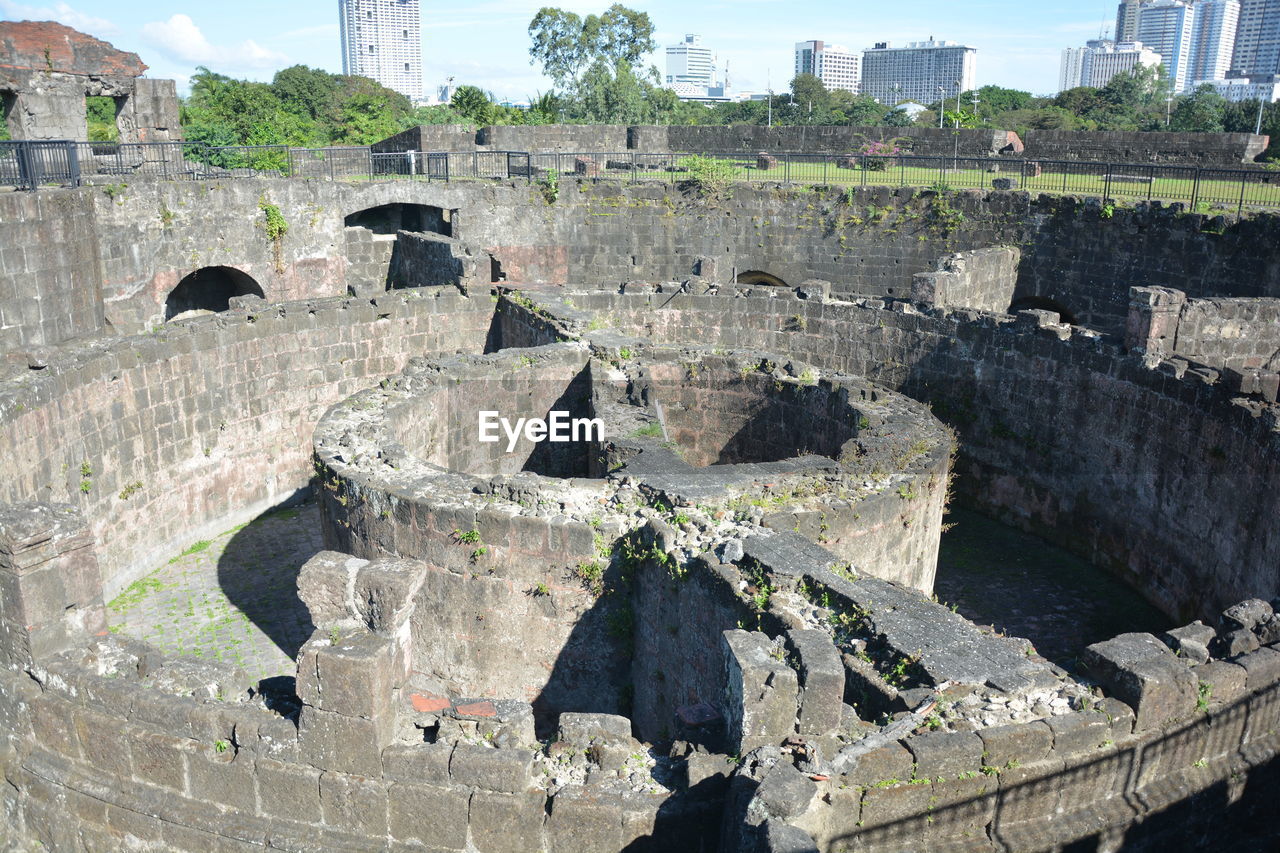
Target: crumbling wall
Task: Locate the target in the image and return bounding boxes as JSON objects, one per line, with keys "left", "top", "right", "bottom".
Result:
{"left": 0, "top": 290, "right": 496, "bottom": 597}
{"left": 911, "top": 246, "right": 1021, "bottom": 313}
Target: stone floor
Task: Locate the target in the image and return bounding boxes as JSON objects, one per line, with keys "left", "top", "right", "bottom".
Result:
{"left": 107, "top": 502, "right": 321, "bottom": 685}
{"left": 934, "top": 508, "right": 1171, "bottom": 671}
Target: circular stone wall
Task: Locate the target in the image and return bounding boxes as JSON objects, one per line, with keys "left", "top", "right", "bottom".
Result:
{"left": 313, "top": 342, "right": 952, "bottom": 729}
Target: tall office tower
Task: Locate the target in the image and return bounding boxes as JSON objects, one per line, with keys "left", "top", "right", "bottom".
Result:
{"left": 1136, "top": 0, "right": 1197, "bottom": 90}
{"left": 339, "top": 0, "right": 423, "bottom": 101}
{"left": 859, "top": 39, "right": 977, "bottom": 105}
{"left": 666, "top": 35, "right": 717, "bottom": 87}
{"left": 1231, "top": 0, "right": 1280, "bottom": 75}
{"left": 794, "top": 40, "right": 861, "bottom": 93}
{"left": 1117, "top": 0, "right": 1148, "bottom": 41}
{"left": 1189, "top": 0, "right": 1241, "bottom": 83}
{"left": 1084, "top": 39, "right": 1164, "bottom": 86}
{"left": 1061, "top": 46, "right": 1090, "bottom": 89}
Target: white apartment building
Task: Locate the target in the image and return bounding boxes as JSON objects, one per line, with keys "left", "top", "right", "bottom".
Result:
{"left": 1136, "top": 0, "right": 1197, "bottom": 91}
{"left": 666, "top": 34, "right": 717, "bottom": 87}
{"left": 1232, "top": 0, "right": 1280, "bottom": 75}
{"left": 1196, "top": 73, "right": 1280, "bottom": 98}
{"left": 339, "top": 0, "right": 423, "bottom": 101}
{"left": 859, "top": 39, "right": 977, "bottom": 105}
{"left": 794, "top": 40, "right": 860, "bottom": 93}
{"left": 1061, "top": 39, "right": 1163, "bottom": 91}
{"left": 1189, "top": 0, "right": 1242, "bottom": 82}
{"left": 1117, "top": 0, "right": 1147, "bottom": 41}
{"left": 1061, "top": 46, "right": 1089, "bottom": 89}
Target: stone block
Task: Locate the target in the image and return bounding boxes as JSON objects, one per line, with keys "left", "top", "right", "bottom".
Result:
{"left": 298, "top": 705, "right": 385, "bottom": 777}
{"left": 761, "top": 819, "right": 819, "bottom": 853}
{"left": 752, "top": 761, "right": 817, "bottom": 821}
{"left": 1196, "top": 660, "right": 1247, "bottom": 705}
{"left": 557, "top": 712, "right": 633, "bottom": 746}
{"left": 547, "top": 786, "right": 624, "bottom": 853}
{"left": 187, "top": 750, "right": 256, "bottom": 812}
{"left": 991, "top": 177, "right": 1019, "bottom": 191}
{"left": 1096, "top": 697, "right": 1136, "bottom": 739}
{"left": 1215, "top": 628, "right": 1260, "bottom": 658}
{"left": 354, "top": 558, "right": 429, "bottom": 636}
{"left": 839, "top": 742, "right": 915, "bottom": 787}
{"left": 297, "top": 551, "right": 364, "bottom": 626}
{"left": 382, "top": 741, "right": 454, "bottom": 783}
{"left": 1221, "top": 599, "right": 1272, "bottom": 632}
{"left": 722, "top": 630, "right": 800, "bottom": 755}
{"left": 73, "top": 707, "right": 131, "bottom": 778}
{"left": 976, "top": 720, "right": 1052, "bottom": 769}
{"left": 469, "top": 790, "right": 547, "bottom": 853}
{"left": 257, "top": 756, "right": 321, "bottom": 820}
{"left": 298, "top": 629, "right": 396, "bottom": 725}
{"left": 449, "top": 744, "right": 534, "bottom": 793}
{"left": 1232, "top": 646, "right": 1280, "bottom": 692}
{"left": 1163, "top": 622, "right": 1214, "bottom": 665}
{"left": 903, "top": 730, "right": 984, "bottom": 779}
{"left": 1082, "top": 633, "right": 1197, "bottom": 731}
{"left": 320, "top": 771, "right": 389, "bottom": 838}
{"left": 130, "top": 730, "right": 189, "bottom": 792}
{"left": 1047, "top": 711, "right": 1110, "bottom": 755}
{"left": 387, "top": 781, "right": 469, "bottom": 847}
{"left": 786, "top": 629, "right": 844, "bottom": 737}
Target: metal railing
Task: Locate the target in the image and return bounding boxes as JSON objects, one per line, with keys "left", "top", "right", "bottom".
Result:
{"left": 5, "top": 140, "right": 1279, "bottom": 215}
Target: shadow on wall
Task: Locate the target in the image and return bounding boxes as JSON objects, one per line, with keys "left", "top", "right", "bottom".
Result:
{"left": 1008, "top": 295, "right": 1078, "bottom": 326}
{"left": 165, "top": 266, "right": 264, "bottom": 320}
{"left": 824, "top": 682, "right": 1280, "bottom": 852}
{"left": 343, "top": 203, "right": 453, "bottom": 237}
{"left": 736, "top": 271, "right": 789, "bottom": 288}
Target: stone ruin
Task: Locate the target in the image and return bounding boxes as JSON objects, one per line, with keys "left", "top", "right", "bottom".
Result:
{"left": 0, "top": 89, "right": 1278, "bottom": 848}
{"left": 0, "top": 20, "right": 180, "bottom": 143}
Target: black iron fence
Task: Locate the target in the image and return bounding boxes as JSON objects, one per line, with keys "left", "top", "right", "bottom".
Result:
{"left": 4, "top": 140, "right": 1279, "bottom": 215}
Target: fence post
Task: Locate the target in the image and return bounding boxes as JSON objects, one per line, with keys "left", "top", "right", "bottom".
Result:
{"left": 1237, "top": 174, "right": 1247, "bottom": 218}
{"left": 66, "top": 142, "right": 81, "bottom": 188}
{"left": 1191, "top": 169, "right": 1201, "bottom": 211}
{"left": 1103, "top": 164, "right": 1111, "bottom": 202}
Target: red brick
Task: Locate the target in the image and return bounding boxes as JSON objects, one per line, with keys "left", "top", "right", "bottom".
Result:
{"left": 454, "top": 700, "right": 497, "bottom": 718}
{"left": 409, "top": 692, "right": 451, "bottom": 713}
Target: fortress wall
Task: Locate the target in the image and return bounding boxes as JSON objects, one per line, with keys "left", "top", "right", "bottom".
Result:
{"left": 7, "top": 181, "right": 1280, "bottom": 350}
{"left": 0, "top": 290, "right": 495, "bottom": 598}
{"left": 564, "top": 288, "right": 1280, "bottom": 621}
{"left": 910, "top": 246, "right": 1021, "bottom": 313}
{"left": 1020, "top": 129, "right": 1269, "bottom": 165}
{"left": 1174, "top": 296, "right": 1280, "bottom": 370}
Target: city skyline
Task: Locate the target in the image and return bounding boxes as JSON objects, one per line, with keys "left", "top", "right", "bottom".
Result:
{"left": 0, "top": 0, "right": 1162, "bottom": 100}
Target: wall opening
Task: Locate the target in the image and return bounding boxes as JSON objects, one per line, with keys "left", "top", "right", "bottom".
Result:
{"left": 0, "top": 92, "right": 14, "bottom": 140}
{"left": 165, "top": 266, "right": 264, "bottom": 320}
{"left": 343, "top": 203, "right": 452, "bottom": 237}
{"left": 1008, "top": 295, "right": 1077, "bottom": 325}
{"left": 736, "top": 270, "right": 788, "bottom": 287}
{"left": 85, "top": 95, "right": 120, "bottom": 144}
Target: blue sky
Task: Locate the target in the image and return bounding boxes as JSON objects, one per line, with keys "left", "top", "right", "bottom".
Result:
{"left": 0, "top": 1, "right": 1120, "bottom": 100}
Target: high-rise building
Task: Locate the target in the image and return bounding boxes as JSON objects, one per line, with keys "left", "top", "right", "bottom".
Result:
{"left": 1060, "top": 46, "right": 1090, "bottom": 89}
{"left": 1087, "top": 40, "right": 1165, "bottom": 86}
{"left": 859, "top": 39, "right": 977, "bottom": 105}
{"left": 1189, "top": 0, "right": 1241, "bottom": 82}
{"left": 794, "top": 40, "right": 860, "bottom": 93}
{"left": 1136, "top": 0, "right": 1197, "bottom": 90}
{"left": 339, "top": 0, "right": 423, "bottom": 101}
{"left": 1117, "top": 0, "right": 1147, "bottom": 42}
{"left": 1231, "top": 0, "right": 1280, "bottom": 75}
{"left": 666, "top": 34, "right": 717, "bottom": 87}
{"left": 1199, "top": 72, "right": 1280, "bottom": 98}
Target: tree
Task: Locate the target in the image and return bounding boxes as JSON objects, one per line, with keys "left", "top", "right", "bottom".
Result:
{"left": 1170, "top": 84, "right": 1226, "bottom": 132}
{"left": 881, "top": 108, "right": 915, "bottom": 127}
{"left": 451, "top": 86, "right": 494, "bottom": 125}
{"left": 326, "top": 76, "right": 413, "bottom": 145}
{"left": 272, "top": 65, "right": 340, "bottom": 120}
{"left": 528, "top": 4, "right": 655, "bottom": 95}
{"left": 789, "top": 73, "right": 830, "bottom": 116}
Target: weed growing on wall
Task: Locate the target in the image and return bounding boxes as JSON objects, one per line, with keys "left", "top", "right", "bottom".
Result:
{"left": 537, "top": 169, "right": 560, "bottom": 204}
{"left": 258, "top": 197, "right": 289, "bottom": 272}
{"left": 677, "top": 155, "right": 737, "bottom": 200}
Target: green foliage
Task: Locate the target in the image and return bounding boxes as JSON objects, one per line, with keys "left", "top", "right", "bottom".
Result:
{"left": 259, "top": 200, "right": 288, "bottom": 243}
{"left": 537, "top": 169, "right": 560, "bottom": 204}
{"left": 528, "top": 4, "right": 656, "bottom": 95}
{"left": 118, "top": 481, "right": 143, "bottom": 500}
{"left": 451, "top": 85, "right": 495, "bottom": 125}
{"left": 85, "top": 96, "right": 119, "bottom": 143}
{"left": 631, "top": 421, "right": 663, "bottom": 438}
{"left": 678, "top": 155, "right": 737, "bottom": 198}
{"left": 214, "top": 739, "right": 230, "bottom": 754}
{"left": 454, "top": 528, "right": 482, "bottom": 544}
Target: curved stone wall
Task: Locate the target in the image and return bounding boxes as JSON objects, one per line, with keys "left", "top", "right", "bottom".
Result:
{"left": 0, "top": 289, "right": 496, "bottom": 595}
{"left": 520, "top": 286, "right": 1280, "bottom": 621}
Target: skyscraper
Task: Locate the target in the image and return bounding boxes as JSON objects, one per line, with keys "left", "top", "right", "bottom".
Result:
{"left": 1189, "top": 0, "right": 1241, "bottom": 83}
{"left": 339, "top": 0, "right": 423, "bottom": 101}
{"left": 1136, "top": 0, "right": 1197, "bottom": 90}
{"left": 1061, "top": 46, "right": 1090, "bottom": 90}
{"left": 794, "top": 40, "right": 861, "bottom": 93}
{"left": 859, "top": 39, "right": 977, "bottom": 105}
{"left": 1117, "top": 0, "right": 1147, "bottom": 41}
{"left": 1231, "top": 0, "right": 1280, "bottom": 75}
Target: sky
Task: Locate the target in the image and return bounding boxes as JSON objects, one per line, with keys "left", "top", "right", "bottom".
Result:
{"left": 0, "top": 1, "right": 1123, "bottom": 101}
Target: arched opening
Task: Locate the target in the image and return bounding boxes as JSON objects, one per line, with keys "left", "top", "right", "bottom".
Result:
{"left": 165, "top": 266, "right": 264, "bottom": 320}
{"left": 1008, "top": 295, "right": 1077, "bottom": 325}
{"left": 343, "top": 203, "right": 451, "bottom": 237}
{"left": 736, "top": 270, "right": 788, "bottom": 287}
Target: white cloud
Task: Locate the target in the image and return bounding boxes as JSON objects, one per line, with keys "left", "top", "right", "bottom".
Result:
{"left": 0, "top": 0, "right": 117, "bottom": 35}
{"left": 140, "top": 13, "right": 287, "bottom": 71}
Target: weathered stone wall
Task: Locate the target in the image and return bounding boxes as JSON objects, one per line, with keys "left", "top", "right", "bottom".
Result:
{"left": 0, "top": 189, "right": 104, "bottom": 350}
{"left": 0, "top": 290, "right": 496, "bottom": 597}
{"left": 663, "top": 125, "right": 1018, "bottom": 158}
{"left": 7, "top": 181, "right": 1280, "bottom": 349}
{"left": 479, "top": 124, "right": 632, "bottom": 153}
{"left": 560, "top": 288, "right": 1280, "bottom": 621}
{"left": 1021, "top": 129, "right": 1269, "bottom": 165}
{"left": 910, "top": 246, "right": 1021, "bottom": 313}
